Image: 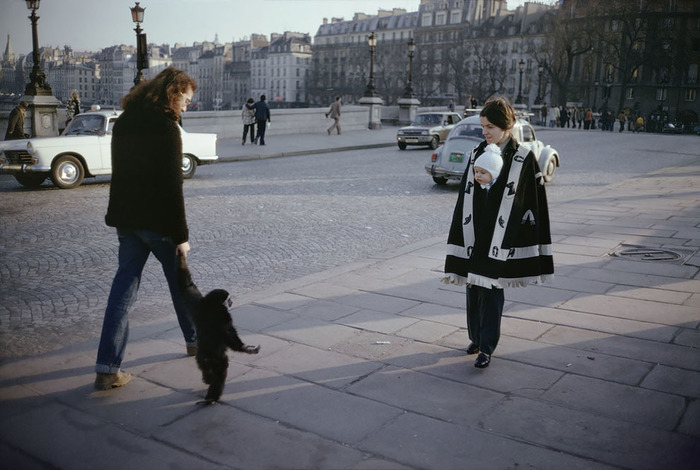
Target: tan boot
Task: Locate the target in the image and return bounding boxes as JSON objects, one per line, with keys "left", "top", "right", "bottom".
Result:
{"left": 94, "top": 371, "right": 132, "bottom": 390}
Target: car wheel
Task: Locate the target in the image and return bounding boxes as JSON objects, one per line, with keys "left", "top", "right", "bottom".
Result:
{"left": 542, "top": 156, "right": 556, "bottom": 183}
{"left": 429, "top": 135, "right": 440, "bottom": 150}
{"left": 51, "top": 155, "right": 84, "bottom": 189}
{"left": 14, "top": 173, "right": 47, "bottom": 188}
{"left": 398, "top": 142, "right": 407, "bottom": 150}
{"left": 432, "top": 176, "right": 448, "bottom": 185}
{"left": 182, "top": 154, "right": 196, "bottom": 179}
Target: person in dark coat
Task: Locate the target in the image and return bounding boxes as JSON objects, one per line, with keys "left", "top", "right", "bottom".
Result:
{"left": 5, "top": 101, "right": 28, "bottom": 140}
{"left": 248, "top": 94, "right": 271, "bottom": 145}
{"left": 444, "top": 97, "right": 553, "bottom": 369}
{"left": 95, "top": 67, "right": 198, "bottom": 391}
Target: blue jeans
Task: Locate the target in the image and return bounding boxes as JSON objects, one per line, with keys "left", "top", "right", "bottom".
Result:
{"left": 96, "top": 228, "right": 197, "bottom": 374}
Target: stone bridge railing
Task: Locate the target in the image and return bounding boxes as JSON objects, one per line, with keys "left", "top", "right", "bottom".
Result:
{"left": 1, "top": 104, "right": 449, "bottom": 140}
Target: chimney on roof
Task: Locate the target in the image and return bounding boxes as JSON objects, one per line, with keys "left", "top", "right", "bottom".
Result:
{"left": 323, "top": 18, "right": 328, "bottom": 25}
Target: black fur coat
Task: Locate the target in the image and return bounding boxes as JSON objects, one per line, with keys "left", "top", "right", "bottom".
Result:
{"left": 105, "top": 106, "right": 188, "bottom": 244}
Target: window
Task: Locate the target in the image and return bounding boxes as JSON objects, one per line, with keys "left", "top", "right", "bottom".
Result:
{"left": 451, "top": 11, "right": 461, "bottom": 24}
{"left": 686, "top": 89, "right": 697, "bottom": 101}
{"left": 656, "top": 88, "right": 667, "bottom": 100}
{"left": 436, "top": 13, "right": 446, "bottom": 25}
{"left": 422, "top": 13, "right": 432, "bottom": 26}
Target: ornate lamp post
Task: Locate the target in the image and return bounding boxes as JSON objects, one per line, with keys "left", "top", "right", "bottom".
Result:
{"left": 593, "top": 80, "right": 599, "bottom": 111}
{"left": 534, "top": 61, "right": 544, "bottom": 105}
{"left": 130, "top": 2, "right": 146, "bottom": 86}
{"left": 24, "top": 0, "right": 52, "bottom": 96}
{"left": 363, "top": 32, "right": 379, "bottom": 98}
{"left": 515, "top": 58, "right": 525, "bottom": 105}
{"left": 402, "top": 38, "right": 416, "bottom": 99}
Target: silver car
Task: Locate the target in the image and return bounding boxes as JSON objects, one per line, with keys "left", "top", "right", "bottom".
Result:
{"left": 425, "top": 115, "right": 560, "bottom": 185}
{"left": 0, "top": 110, "right": 218, "bottom": 189}
{"left": 396, "top": 112, "right": 463, "bottom": 150}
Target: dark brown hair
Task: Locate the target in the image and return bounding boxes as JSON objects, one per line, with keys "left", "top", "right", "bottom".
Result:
{"left": 121, "top": 66, "right": 197, "bottom": 120}
{"left": 480, "top": 97, "right": 516, "bottom": 131}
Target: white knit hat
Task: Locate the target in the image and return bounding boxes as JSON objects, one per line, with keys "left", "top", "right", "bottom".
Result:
{"left": 474, "top": 144, "right": 503, "bottom": 180}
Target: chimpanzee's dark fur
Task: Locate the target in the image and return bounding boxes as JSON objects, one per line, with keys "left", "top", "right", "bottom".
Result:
{"left": 177, "top": 255, "right": 260, "bottom": 404}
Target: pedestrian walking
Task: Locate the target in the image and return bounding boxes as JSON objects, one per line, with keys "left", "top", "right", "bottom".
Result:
{"left": 94, "top": 67, "right": 198, "bottom": 391}
{"left": 241, "top": 98, "right": 256, "bottom": 145}
{"left": 65, "top": 89, "right": 81, "bottom": 123}
{"left": 547, "top": 105, "right": 559, "bottom": 128}
{"left": 326, "top": 96, "right": 342, "bottom": 135}
{"left": 618, "top": 111, "right": 626, "bottom": 133}
{"left": 448, "top": 98, "right": 455, "bottom": 112}
{"left": 540, "top": 103, "right": 548, "bottom": 127}
{"left": 444, "top": 97, "right": 554, "bottom": 369}
{"left": 4, "top": 101, "right": 28, "bottom": 140}
{"left": 584, "top": 108, "right": 593, "bottom": 130}
{"left": 248, "top": 95, "right": 271, "bottom": 146}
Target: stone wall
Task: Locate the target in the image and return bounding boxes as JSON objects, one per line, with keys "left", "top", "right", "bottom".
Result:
{"left": 1, "top": 104, "right": 451, "bottom": 140}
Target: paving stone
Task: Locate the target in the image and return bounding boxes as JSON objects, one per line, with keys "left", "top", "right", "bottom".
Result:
{"left": 508, "top": 303, "right": 679, "bottom": 343}
{"left": 222, "top": 367, "right": 403, "bottom": 445}
{"left": 250, "top": 342, "right": 382, "bottom": 389}
{"left": 347, "top": 365, "right": 503, "bottom": 426}
{"left": 262, "top": 315, "right": 361, "bottom": 350}
{"left": 542, "top": 373, "right": 686, "bottom": 429}
{"left": 333, "top": 290, "right": 421, "bottom": 314}
{"left": 541, "top": 325, "right": 700, "bottom": 371}
{"left": 679, "top": 399, "right": 700, "bottom": 438}
{"left": 641, "top": 364, "right": 700, "bottom": 399}
{"left": 358, "top": 411, "right": 617, "bottom": 470}
{"left": 483, "top": 396, "right": 700, "bottom": 470}
{"left": 157, "top": 398, "right": 366, "bottom": 469}
{"left": 337, "top": 309, "right": 421, "bottom": 335}
{"left": 290, "top": 298, "right": 361, "bottom": 321}
{"left": 496, "top": 336, "right": 653, "bottom": 385}
{"left": 0, "top": 401, "right": 222, "bottom": 470}
{"left": 559, "top": 292, "right": 700, "bottom": 326}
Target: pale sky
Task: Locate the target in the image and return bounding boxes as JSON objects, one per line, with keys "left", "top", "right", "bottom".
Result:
{"left": 1, "top": 0, "right": 529, "bottom": 55}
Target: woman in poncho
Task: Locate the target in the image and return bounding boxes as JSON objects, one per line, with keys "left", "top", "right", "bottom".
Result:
{"left": 444, "top": 97, "right": 553, "bottom": 368}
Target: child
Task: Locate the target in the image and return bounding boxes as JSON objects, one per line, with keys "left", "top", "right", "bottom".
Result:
{"left": 444, "top": 97, "right": 553, "bottom": 369}
{"left": 473, "top": 143, "right": 503, "bottom": 189}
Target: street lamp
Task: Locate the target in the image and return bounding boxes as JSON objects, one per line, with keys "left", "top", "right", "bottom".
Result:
{"left": 534, "top": 61, "right": 544, "bottom": 105}
{"left": 130, "top": 2, "right": 146, "bottom": 86}
{"left": 363, "top": 32, "right": 379, "bottom": 98}
{"left": 515, "top": 58, "right": 525, "bottom": 105}
{"left": 24, "top": 0, "right": 52, "bottom": 96}
{"left": 402, "top": 37, "right": 416, "bottom": 99}
{"left": 593, "top": 80, "right": 599, "bottom": 111}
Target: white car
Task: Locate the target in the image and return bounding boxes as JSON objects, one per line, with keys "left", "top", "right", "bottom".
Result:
{"left": 425, "top": 115, "right": 560, "bottom": 185}
{"left": 0, "top": 110, "right": 218, "bottom": 189}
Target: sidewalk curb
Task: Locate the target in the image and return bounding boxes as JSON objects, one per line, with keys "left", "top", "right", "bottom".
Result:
{"left": 218, "top": 141, "right": 396, "bottom": 163}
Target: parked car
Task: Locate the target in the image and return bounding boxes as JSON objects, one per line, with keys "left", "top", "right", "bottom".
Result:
{"left": 661, "top": 123, "right": 684, "bottom": 134}
{"left": 396, "top": 112, "right": 463, "bottom": 150}
{"left": 424, "top": 115, "right": 560, "bottom": 185}
{"left": 0, "top": 110, "right": 218, "bottom": 189}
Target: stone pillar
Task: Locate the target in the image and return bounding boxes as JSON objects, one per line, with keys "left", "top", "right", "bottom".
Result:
{"left": 359, "top": 96, "right": 384, "bottom": 130}
{"left": 397, "top": 97, "right": 420, "bottom": 126}
{"left": 23, "top": 95, "right": 61, "bottom": 138}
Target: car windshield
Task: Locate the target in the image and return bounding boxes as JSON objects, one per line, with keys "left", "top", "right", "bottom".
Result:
{"left": 450, "top": 123, "right": 483, "bottom": 139}
{"left": 412, "top": 114, "right": 442, "bottom": 126}
{"left": 64, "top": 115, "right": 105, "bottom": 135}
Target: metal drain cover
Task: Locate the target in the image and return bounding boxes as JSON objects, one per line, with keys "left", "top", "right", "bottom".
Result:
{"left": 610, "top": 244, "right": 696, "bottom": 265}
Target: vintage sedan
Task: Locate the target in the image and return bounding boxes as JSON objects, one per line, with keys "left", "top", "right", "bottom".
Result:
{"left": 396, "top": 112, "right": 462, "bottom": 150}
{"left": 0, "top": 110, "right": 218, "bottom": 189}
{"left": 424, "top": 115, "right": 560, "bottom": 185}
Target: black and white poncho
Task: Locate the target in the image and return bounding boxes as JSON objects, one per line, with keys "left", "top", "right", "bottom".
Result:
{"left": 444, "top": 138, "right": 554, "bottom": 289}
